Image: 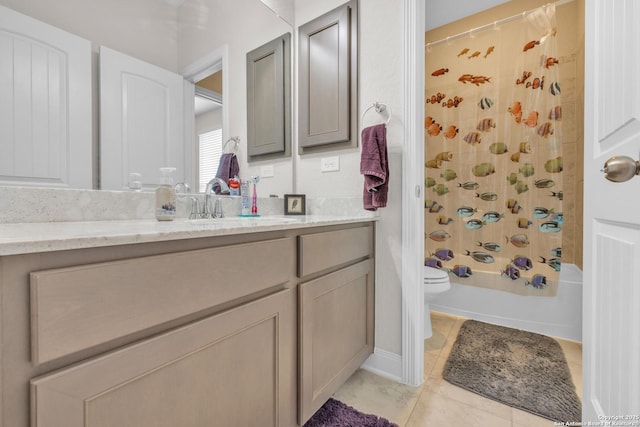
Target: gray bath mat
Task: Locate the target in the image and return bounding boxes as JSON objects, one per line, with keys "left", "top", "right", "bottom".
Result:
{"left": 443, "top": 320, "right": 581, "bottom": 423}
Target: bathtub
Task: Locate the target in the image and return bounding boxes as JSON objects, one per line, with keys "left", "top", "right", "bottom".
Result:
{"left": 430, "top": 263, "right": 583, "bottom": 342}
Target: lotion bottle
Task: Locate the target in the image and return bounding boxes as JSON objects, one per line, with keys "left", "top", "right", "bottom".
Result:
{"left": 155, "top": 167, "right": 177, "bottom": 221}
{"left": 240, "top": 179, "right": 251, "bottom": 215}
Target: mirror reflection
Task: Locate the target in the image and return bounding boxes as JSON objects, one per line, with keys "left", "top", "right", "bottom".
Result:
{"left": 195, "top": 71, "right": 223, "bottom": 193}
{"left": 0, "top": 0, "right": 293, "bottom": 194}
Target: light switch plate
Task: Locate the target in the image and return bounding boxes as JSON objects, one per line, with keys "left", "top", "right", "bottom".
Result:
{"left": 320, "top": 156, "right": 340, "bottom": 172}
{"left": 260, "top": 165, "right": 274, "bottom": 178}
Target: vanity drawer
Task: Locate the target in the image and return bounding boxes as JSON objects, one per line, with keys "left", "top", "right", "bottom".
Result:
{"left": 30, "top": 237, "right": 295, "bottom": 365}
{"left": 297, "top": 225, "right": 373, "bottom": 277}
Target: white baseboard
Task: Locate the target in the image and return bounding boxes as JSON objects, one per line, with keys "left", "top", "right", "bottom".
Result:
{"left": 361, "top": 347, "right": 403, "bottom": 383}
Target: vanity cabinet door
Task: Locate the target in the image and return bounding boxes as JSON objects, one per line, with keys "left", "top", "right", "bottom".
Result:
{"left": 30, "top": 289, "right": 297, "bottom": 427}
{"left": 298, "top": 0, "right": 358, "bottom": 153}
{"left": 298, "top": 259, "right": 374, "bottom": 424}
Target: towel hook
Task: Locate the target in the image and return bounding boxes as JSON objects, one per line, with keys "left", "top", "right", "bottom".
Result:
{"left": 361, "top": 102, "right": 392, "bottom": 126}
{"left": 223, "top": 136, "right": 240, "bottom": 154}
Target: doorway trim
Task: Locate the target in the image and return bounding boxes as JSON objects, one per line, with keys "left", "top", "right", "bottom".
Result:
{"left": 401, "top": 0, "right": 425, "bottom": 386}
{"left": 181, "top": 44, "right": 229, "bottom": 189}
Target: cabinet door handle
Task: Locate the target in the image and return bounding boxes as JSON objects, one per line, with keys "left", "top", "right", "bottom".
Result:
{"left": 602, "top": 155, "right": 640, "bottom": 182}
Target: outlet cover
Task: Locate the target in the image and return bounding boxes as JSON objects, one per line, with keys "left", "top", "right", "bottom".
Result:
{"left": 320, "top": 156, "right": 340, "bottom": 172}
{"left": 260, "top": 165, "right": 274, "bottom": 178}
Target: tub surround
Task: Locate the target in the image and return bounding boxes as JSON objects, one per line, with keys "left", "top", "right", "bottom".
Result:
{"left": 431, "top": 263, "right": 583, "bottom": 342}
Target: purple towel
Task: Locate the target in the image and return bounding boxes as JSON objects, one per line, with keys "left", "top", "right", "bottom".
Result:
{"left": 360, "top": 124, "right": 389, "bottom": 211}
{"left": 213, "top": 153, "right": 239, "bottom": 194}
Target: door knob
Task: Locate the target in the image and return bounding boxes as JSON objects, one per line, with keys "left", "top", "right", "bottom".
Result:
{"left": 602, "top": 155, "right": 640, "bottom": 182}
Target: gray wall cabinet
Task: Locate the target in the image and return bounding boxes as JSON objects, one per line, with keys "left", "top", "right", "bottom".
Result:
{"left": 298, "top": 0, "right": 358, "bottom": 154}
{"left": 246, "top": 33, "right": 292, "bottom": 161}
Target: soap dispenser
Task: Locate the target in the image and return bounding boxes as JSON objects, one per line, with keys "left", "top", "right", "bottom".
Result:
{"left": 155, "top": 167, "right": 177, "bottom": 221}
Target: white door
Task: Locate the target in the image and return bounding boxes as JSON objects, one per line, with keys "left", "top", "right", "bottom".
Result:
{"left": 0, "top": 5, "right": 91, "bottom": 188}
{"left": 583, "top": 0, "right": 640, "bottom": 422}
{"left": 100, "top": 46, "right": 184, "bottom": 190}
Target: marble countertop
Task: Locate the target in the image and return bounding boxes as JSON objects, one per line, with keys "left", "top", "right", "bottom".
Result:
{"left": 0, "top": 215, "right": 377, "bottom": 256}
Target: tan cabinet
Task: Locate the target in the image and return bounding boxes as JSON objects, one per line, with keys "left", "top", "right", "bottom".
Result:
{"left": 0, "top": 222, "right": 374, "bottom": 426}
{"left": 296, "top": 224, "right": 375, "bottom": 424}
{"left": 298, "top": 260, "right": 374, "bottom": 424}
{"left": 31, "top": 289, "right": 297, "bottom": 427}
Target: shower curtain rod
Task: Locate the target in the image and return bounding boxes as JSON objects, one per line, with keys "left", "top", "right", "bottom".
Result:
{"left": 425, "top": 0, "right": 575, "bottom": 48}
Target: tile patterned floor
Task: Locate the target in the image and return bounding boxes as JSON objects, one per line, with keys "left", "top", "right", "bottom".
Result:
{"left": 333, "top": 312, "right": 583, "bottom": 427}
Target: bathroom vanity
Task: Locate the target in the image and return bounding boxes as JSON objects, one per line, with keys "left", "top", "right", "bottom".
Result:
{"left": 0, "top": 217, "right": 374, "bottom": 426}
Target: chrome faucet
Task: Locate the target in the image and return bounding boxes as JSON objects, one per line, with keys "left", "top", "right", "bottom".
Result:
{"left": 204, "top": 178, "right": 230, "bottom": 218}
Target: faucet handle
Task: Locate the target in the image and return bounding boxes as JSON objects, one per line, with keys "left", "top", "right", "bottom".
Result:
{"left": 175, "top": 182, "right": 191, "bottom": 194}
{"left": 202, "top": 195, "right": 212, "bottom": 218}
{"left": 212, "top": 198, "right": 224, "bottom": 218}
{"left": 189, "top": 197, "right": 200, "bottom": 219}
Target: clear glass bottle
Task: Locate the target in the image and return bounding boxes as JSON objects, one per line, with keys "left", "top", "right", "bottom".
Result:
{"left": 155, "top": 167, "right": 177, "bottom": 221}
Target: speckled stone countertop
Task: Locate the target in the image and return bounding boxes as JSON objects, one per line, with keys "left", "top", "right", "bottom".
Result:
{"left": 0, "top": 186, "right": 376, "bottom": 256}
{"left": 0, "top": 215, "right": 377, "bottom": 256}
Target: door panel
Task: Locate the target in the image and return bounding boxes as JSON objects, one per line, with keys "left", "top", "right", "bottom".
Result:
{"left": 298, "top": 0, "right": 358, "bottom": 153}
{"left": 591, "top": 223, "right": 640, "bottom": 414}
{"left": 31, "top": 289, "right": 297, "bottom": 427}
{"left": 100, "top": 46, "right": 184, "bottom": 190}
{"left": 246, "top": 33, "right": 291, "bottom": 160}
{"left": 0, "top": 4, "right": 91, "bottom": 188}
{"left": 584, "top": 0, "right": 640, "bottom": 421}
{"left": 298, "top": 260, "right": 374, "bottom": 425}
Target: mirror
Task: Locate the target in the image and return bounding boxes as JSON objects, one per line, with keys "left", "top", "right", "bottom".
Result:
{"left": 0, "top": 0, "right": 294, "bottom": 195}
{"left": 259, "top": 0, "right": 294, "bottom": 27}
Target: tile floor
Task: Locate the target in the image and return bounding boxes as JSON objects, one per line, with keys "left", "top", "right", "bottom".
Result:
{"left": 333, "top": 312, "right": 583, "bottom": 427}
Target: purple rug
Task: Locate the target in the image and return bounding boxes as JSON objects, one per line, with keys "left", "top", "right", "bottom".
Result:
{"left": 303, "top": 398, "right": 398, "bottom": 427}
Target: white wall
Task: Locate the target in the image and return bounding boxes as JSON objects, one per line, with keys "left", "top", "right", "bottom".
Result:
{"left": 195, "top": 108, "right": 223, "bottom": 136}
{"left": 295, "top": 0, "right": 406, "bottom": 357}
{"left": 294, "top": 0, "right": 405, "bottom": 199}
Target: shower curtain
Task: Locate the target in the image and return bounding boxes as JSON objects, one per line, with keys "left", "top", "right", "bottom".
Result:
{"left": 425, "top": 5, "right": 563, "bottom": 296}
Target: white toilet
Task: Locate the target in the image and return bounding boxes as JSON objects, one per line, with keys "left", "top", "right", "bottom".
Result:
{"left": 424, "top": 266, "right": 451, "bottom": 339}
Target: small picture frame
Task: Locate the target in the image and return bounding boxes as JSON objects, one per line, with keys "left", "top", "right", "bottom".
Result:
{"left": 284, "top": 194, "right": 306, "bottom": 215}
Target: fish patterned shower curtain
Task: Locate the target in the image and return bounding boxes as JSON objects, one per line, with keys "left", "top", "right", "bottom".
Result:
{"left": 425, "top": 5, "right": 563, "bottom": 296}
